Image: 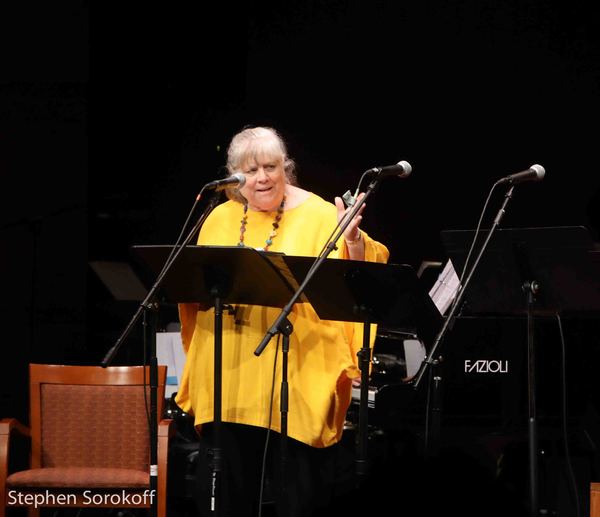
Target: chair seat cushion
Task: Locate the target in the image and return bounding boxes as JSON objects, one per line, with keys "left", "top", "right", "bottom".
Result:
{"left": 7, "top": 467, "right": 149, "bottom": 488}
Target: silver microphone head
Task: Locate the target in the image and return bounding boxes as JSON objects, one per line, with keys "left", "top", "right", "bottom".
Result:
{"left": 397, "top": 160, "right": 412, "bottom": 178}
{"left": 530, "top": 164, "right": 545, "bottom": 181}
{"left": 231, "top": 172, "right": 246, "bottom": 188}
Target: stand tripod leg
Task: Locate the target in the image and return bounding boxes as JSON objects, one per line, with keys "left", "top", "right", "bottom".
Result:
{"left": 528, "top": 416, "right": 538, "bottom": 517}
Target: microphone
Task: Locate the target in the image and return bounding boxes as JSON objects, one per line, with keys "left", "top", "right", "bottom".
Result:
{"left": 204, "top": 172, "right": 246, "bottom": 191}
{"left": 365, "top": 160, "right": 412, "bottom": 179}
{"left": 497, "top": 164, "right": 545, "bottom": 185}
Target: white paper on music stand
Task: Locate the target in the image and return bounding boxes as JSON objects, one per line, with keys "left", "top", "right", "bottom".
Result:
{"left": 156, "top": 332, "right": 186, "bottom": 399}
{"left": 428, "top": 259, "right": 461, "bottom": 316}
{"left": 403, "top": 338, "right": 427, "bottom": 378}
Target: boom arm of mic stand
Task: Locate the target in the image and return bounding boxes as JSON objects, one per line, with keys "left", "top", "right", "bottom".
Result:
{"left": 254, "top": 180, "right": 379, "bottom": 356}
{"left": 412, "top": 185, "right": 515, "bottom": 389}
{"left": 101, "top": 193, "right": 221, "bottom": 367}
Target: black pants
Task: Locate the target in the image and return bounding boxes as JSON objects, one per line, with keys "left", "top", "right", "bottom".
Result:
{"left": 194, "top": 423, "right": 351, "bottom": 517}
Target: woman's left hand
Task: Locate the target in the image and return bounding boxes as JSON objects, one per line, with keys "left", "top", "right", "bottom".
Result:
{"left": 334, "top": 193, "right": 365, "bottom": 242}
{"left": 334, "top": 193, "right": 366, "bottom": 259}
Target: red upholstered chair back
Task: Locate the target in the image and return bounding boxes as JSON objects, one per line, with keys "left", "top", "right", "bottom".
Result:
{"left": 30, "top": 364, "right": 166, "bottom": 471}
{"left": 40, "top": 384, "right": 150, "bottom": 470}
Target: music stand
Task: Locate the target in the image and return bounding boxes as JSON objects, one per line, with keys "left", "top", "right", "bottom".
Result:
{"left": 440, "top": 225, "right": 600, "bottom": 516}
{"left": 132, "top": 244, "right": 301, "bottom": 516}
{"left": 89, "top": 260, "right": 148, "bottom": 301}
{"left": 280, "top": 256, "right": 443, "bottom": 478}
{"left": 441, "top": 225, "right": 600, "bottom": 316}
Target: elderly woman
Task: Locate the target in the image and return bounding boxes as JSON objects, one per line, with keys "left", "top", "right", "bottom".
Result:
{"left": 175, "top": 126, "right": 389, "bottom": 516}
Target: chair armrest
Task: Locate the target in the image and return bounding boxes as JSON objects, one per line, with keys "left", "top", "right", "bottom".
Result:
{"left": 0, "top": 418, "right": 31, "bottom": 507}
{"left": 0, "top": 419, "right": 30, "bottom": 439}
{"left": 158, "top": 418, "right": 175, "bottom": 438}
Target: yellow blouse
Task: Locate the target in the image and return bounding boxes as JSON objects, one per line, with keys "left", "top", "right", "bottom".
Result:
{"left": 175, "top": 193, "right": 389, "bottom": 447}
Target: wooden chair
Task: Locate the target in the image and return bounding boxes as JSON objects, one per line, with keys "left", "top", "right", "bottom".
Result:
{"left": 0, "top": 363, "right": 174, "bottom": 516}
{"left": 592, "top": 482, "right": 600, "bottom": 517}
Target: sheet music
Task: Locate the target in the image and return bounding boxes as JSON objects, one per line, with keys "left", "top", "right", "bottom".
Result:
{"left": 428, "top": 259, "right": 461, "bottom": 316}
{"left": 403, "top": 338, "right": 427, "bottom": 378}
{"left": 156, "top": 332, "right": 186, "bottom": 399}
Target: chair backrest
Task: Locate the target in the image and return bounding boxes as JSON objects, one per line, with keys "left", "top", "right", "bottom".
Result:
{"left": 28, "top": 364, "right": 167, "bottom": 471}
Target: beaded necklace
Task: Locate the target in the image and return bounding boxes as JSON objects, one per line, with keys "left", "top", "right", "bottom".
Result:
{"left": 238, "top": 196, "right": 285, "bottom": 251}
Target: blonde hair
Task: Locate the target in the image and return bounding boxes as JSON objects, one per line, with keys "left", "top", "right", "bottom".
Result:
{"left": 225, "top": 126, "right": 297, "bottom": 203}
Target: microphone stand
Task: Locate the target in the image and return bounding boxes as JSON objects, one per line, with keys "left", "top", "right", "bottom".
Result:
{"left": 254, "top": 175, "right": 382, "bottom": 487}
{"left": 411, "top": 185, "right": 515, "bottom": 462}
{"left": 100, "top": 191, "right": 221, "bottom": 517}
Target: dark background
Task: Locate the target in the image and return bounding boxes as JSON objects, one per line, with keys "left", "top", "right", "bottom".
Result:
{"left": 1, "top": 1, "right": 599, "bottom": 515}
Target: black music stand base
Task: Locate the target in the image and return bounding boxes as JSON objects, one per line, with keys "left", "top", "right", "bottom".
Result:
{"left": 424, "top": 362, "right": 443, "bottom": 459}
{"left": 356, "top": 317, "right": 372, "bottom": 480}
{"left": 524, "top": 280, "right": 540, "bottom": 517}
{"left": 208, "top": 292, "right": 226, "bottom": 517}
{"left": 278, "top": 318, "right": 293, "bottom": 506}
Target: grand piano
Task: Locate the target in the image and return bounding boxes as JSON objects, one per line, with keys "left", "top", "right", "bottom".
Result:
{"left": 345, "top": 227, "right": 600, "bottom": 515}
